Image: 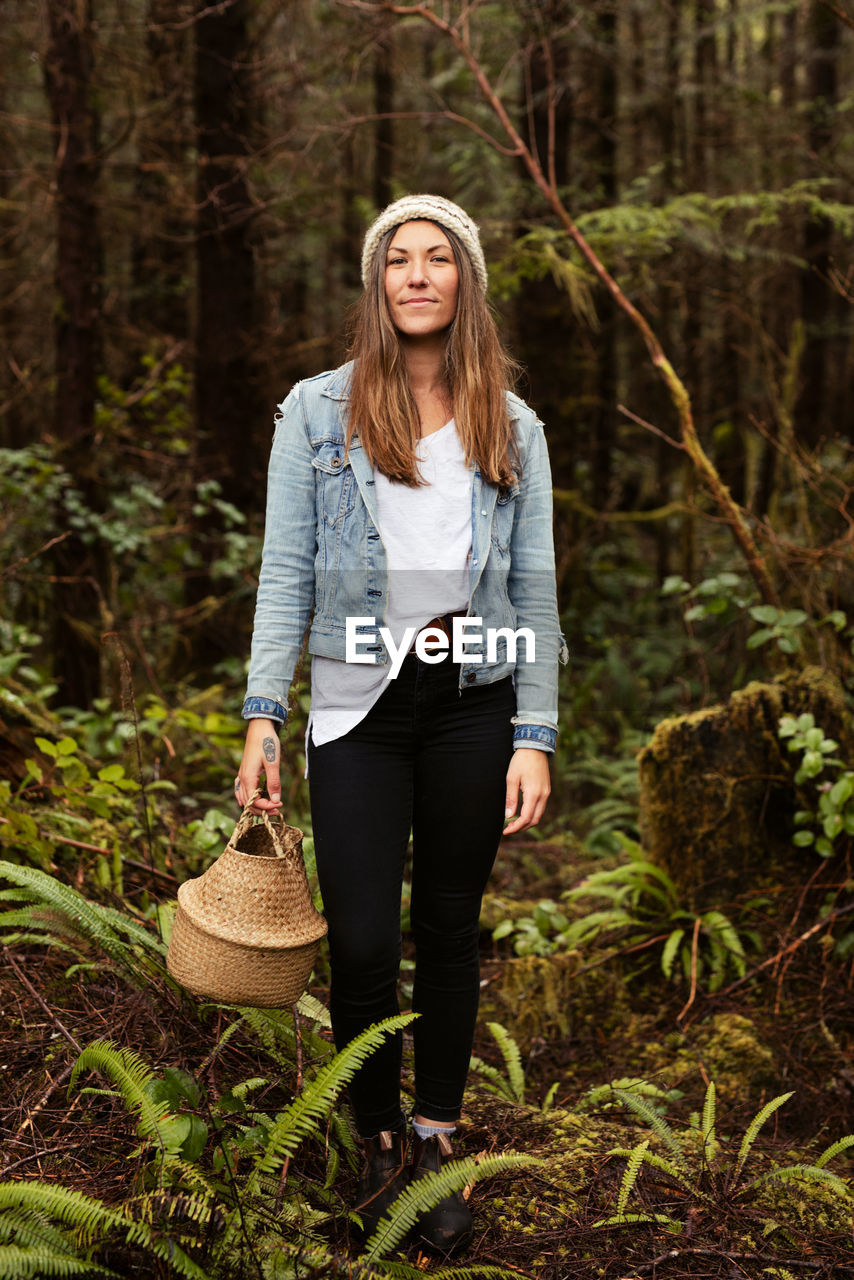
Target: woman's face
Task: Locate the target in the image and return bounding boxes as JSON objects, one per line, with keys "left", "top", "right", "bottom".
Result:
{"left": 383, "top": 220, "right": 459, "bottom": 339}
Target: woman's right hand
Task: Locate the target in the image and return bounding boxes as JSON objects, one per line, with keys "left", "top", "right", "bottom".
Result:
{"left": 235, "top": 719, "right": 284, "bottom": 814}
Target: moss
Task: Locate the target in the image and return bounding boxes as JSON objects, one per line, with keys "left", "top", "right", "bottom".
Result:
{"left": 479, "top": 893, "right": 541, "bottom": 932}
{"left": 478, "top": 952, "right": 630, "bottom": 1044}
{"left": 637, "top": 666, "right": 853, "bottom": 909}
{"left": 691, "top": 1012, "right": 778, "bottom": 1099}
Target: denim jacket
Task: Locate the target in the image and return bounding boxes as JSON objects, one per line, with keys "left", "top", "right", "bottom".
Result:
{"left": 243, "top": 362, "right": 566, "bottom": 751}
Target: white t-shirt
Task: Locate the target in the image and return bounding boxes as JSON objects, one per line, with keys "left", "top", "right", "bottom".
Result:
{"left": 309, "top": 420, "right": 473, "bottom": 746}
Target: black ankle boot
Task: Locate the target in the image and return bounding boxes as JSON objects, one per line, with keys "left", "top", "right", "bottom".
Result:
{"left": 410, "top": 1131, "right": 473, "bottom": 1256}
{"left": 353, "top": 1127, "right": 409, "bottom": 1242}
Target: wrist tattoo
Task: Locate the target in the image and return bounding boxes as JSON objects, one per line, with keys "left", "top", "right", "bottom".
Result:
{"left": 262, "top": 735, "right": 277, "bottom": 763}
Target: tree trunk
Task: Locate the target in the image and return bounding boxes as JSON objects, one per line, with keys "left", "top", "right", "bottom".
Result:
{"left": 591, "top": 2, "right": 617, "bottom": 505}
{"left": 373, "top": 17, "right": 394, "bottom": 210}
{"left": 512, "top": 0, "right": 575, "bottom": 488}
{"left": 130, "top": 0, "right": 190, "bottom": 346}
{"left": 794, "top": 1, "right": 840, "bottom": 446}
{"left": 44, "top": 0, "right": 104, "bottom": 707}
{"left": 190, "top": 0, "right": 261, "bottom": 667}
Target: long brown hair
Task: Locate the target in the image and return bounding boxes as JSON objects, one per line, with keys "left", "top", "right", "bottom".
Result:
{"left": 346, "top": 223, "right": 520, "bottom": 487}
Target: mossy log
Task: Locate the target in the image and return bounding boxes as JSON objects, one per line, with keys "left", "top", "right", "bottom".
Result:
{"left": 637, "top": 666, "right": 853, "bottom": 910}
{"left": 480, "top": 952, "right": 630, "bottom": 1045}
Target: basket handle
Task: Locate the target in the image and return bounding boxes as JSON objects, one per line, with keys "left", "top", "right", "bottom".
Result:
{"left": 232, "top": 788, "right": 289, "bottom": 859}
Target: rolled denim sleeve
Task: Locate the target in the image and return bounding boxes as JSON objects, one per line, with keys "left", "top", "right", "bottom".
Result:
{"left": 242, "top": 387, "right": 317, "bottom": 724}
{"left": 507, "top": 415, "right": 565, "bottom": 752}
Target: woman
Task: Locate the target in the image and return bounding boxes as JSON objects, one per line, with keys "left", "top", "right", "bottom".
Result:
{"left": 236, "top": 194, "right": 564, "bottom": 1253}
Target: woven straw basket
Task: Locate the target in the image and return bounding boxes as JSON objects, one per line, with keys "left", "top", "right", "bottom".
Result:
{"left": 166, "top": 805, "right": 327, "bottom": 1008}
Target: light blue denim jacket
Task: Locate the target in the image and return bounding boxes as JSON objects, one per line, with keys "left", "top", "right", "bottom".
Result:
{"left": 243, "top": 362, "right": 566, "bottom": 751}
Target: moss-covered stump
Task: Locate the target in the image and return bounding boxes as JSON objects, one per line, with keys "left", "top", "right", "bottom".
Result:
{"left": 637, "top": 666, "right": 853, "bottom": 909}
{"left": 480, "top": 952, "right": 630, "bottom": 1044}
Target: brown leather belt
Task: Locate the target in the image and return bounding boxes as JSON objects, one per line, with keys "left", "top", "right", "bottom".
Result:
{"left": 409, "top": 610, "right": 468, "bottom": 653}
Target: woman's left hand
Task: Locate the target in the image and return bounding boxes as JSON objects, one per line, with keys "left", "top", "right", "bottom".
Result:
{"left": 503, "top": 748, "right": 551, "bottom": 835}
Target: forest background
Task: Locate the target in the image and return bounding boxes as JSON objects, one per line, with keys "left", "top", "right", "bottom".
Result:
{"left": 1, "top": 1, "right": 854, "bottom": 1277}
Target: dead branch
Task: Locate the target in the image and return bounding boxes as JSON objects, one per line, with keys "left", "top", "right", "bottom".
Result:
{"left": 338, "top": 0, "right": 780, "bottom": 606}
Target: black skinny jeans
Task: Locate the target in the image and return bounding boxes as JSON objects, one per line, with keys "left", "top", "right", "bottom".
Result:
{"left": 308, "top": 653, "right": 515, "bottom": 1136}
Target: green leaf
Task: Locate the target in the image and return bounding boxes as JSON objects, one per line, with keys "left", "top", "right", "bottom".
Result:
{"left": 97, "top": 764, "right": 126, "bottom": 783}
{"left": 34, "top": 737, "right": 58, "bottom": 758}
{"left": 661, "top": 928, "right": 685, "bottom": 980}
{"left": 750, "top": 605, "right": 780, "bottom": 624}
{"left": 793, "top": 830, "right": 815, "bottom": 847}
{"left": 733, "top": 1092, "right": 794, "bottom": 1184}
{"left": 830, "top": 776, "right": 854, "bottom": 807}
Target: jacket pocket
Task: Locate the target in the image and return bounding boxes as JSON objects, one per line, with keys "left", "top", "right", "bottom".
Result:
{"left": 312, "top": 443, "right": 356, "bottom": 527}
{"left": 492, "top": 483, "right": 519, "bottom": 554}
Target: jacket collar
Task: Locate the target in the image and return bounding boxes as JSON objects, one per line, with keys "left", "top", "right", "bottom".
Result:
{"left": 320, "top": 360, "right": 354, "bottom": 402}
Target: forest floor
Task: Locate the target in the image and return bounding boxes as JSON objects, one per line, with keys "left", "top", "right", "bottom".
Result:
{"left": 3, "top": 835, "right": 854, "bottom": 1279}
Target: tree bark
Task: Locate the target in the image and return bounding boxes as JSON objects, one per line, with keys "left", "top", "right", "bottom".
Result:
{"left": 794, "top": 1, "right": 841, "bottom": 446}
{"left": 373, "top": 16, "right": 394, "bottom": 209}
{"left": 44, "top": 0, "right": 104, "bottom": 707}
{"left": 130, "top": 0, "right": 190, "bottom": 345}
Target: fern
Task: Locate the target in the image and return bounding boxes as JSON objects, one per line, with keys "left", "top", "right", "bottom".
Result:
{"left": 295, "top": 991, "right": 332, "bottom": 1028}
{"left": 616, "top": 1139, "right": 649, "bottom": 1217}
{"left": 660, "top": 928, "right": 685, "bottom": 980}
{"left": 0, "top": 1208, "right": 73, "bottom": 1253}
{"left": 592, "top": 1210, "right": 682, "bottom": 1229}
{"left": 0, "top": 862, "right": 163, "bottom": 980}
{"left": 814, "top": 1133, "right": 854, "bottom": 1168}
{"left": 700, "top": 1080, "right": 717, "bottom": 1165}
{"left": 485, "top": 1022, "right": 526, "bottom": 1105}
{"left": 363, "top": 1152, "right": 540, "bottom": 1260}
{"left": 607, "top": 1144, "right": 714, "bottom": 1205}
{"left": 468, "top": 1055, "right": 518, "bottom": 1102}
{"left": 69, "top": 1040, "right": 171, "bottom": 1149}
{"left": 578, "top": 1076, "right": 682, "bottom": 1113}
{"left": 611, "top": 1088, "right": 688, "bottom": 1168}
{"left": 0, "top": 1246, "right": 118, "bottom": 1278}
{"left": 0, "top": 1183, "right": 209, "bottom": 1280}
{"left": 254, "top": 1014, "right": 417, "bottom": 1179}
{"left": 746, "top": 1163, "right": 853, "bottom": 1199}
{"left": 732, "top": 1091, "right": 794, "bottom": 1185}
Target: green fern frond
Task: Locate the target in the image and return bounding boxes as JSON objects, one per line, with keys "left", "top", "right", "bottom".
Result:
{"left": 814, "top": 1133, "right": 854, "bottom": 1168}
{"left": 254, "top": 1014, "right": 416, "bottom": 1178}
{"left": 578, "top": 1076, "right": 680, "bottom": 1112}
{"left": 661, "top": 928, "right": 685, "bottom": 980}
{"left": 238, "top": 1007, "right": 296, "bottom": 1067}
{"left": 468, "top": 1054, "right": 517, "bottom": 1102}
{"left": 701, "top": 1080, "right": 717, "bottom": 1164}
{"left": 732, "top": 1091, "right": 794, "bottom": 1185}
{"left": 376, "top": 1264, "right": 524, "bottom": 1279}
{"left": 296, "top": 991, "right": 331, "bottom": 1028}
{"left": 745, "top": 1163, "right": 853, "bottom": 1199}
{"left": 616, "top": 1139, "right": 649, "bottom": 1216}
{"left": 0, "top": 1208, "right": 78, "bottom": 1254}
{"left": 591, "top": 1211, "right": 682, "bottom": 1229}
{"left": 612, "top": 1088, "right": 686, "bottom": 1167}
{"left": 329, "top": 1108, "right": 359, "bottom": 1163}
{"left": 0, "top": 1245, "right": 118, "bottom": 1278}
{"left": 0, "top": 862, "right": 148, "bottom": 979}
{"left": 607, "top": 1146, "right": 712, "bottom": 1204}
{"left": 485, "top": 1023, "right": 526, "bottom": 1105}
{"left": 0, "top": 1183, "right": 210, "bottom": 1280}
{"left": 68, "top": 1041, "right": 170, "bottom": 1148}
{"left": 90, "top": 902, "right": 167, "bottom": 957}
{"left": 364, "top": 1151, "right": 540, "bottom": 1260}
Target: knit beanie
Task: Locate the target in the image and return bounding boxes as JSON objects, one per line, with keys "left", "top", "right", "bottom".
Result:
{"left": 361, "top": 194, "right": 488, "bottom": 294}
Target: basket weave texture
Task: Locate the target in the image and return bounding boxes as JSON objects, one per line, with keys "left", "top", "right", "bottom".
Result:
{"left": 166, "top": 808, "right": 327, "bottom": 1008}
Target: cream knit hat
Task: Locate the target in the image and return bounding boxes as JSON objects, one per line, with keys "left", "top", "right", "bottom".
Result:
{"left": 361, "top": 194, "right": 488, "bottom": 294}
